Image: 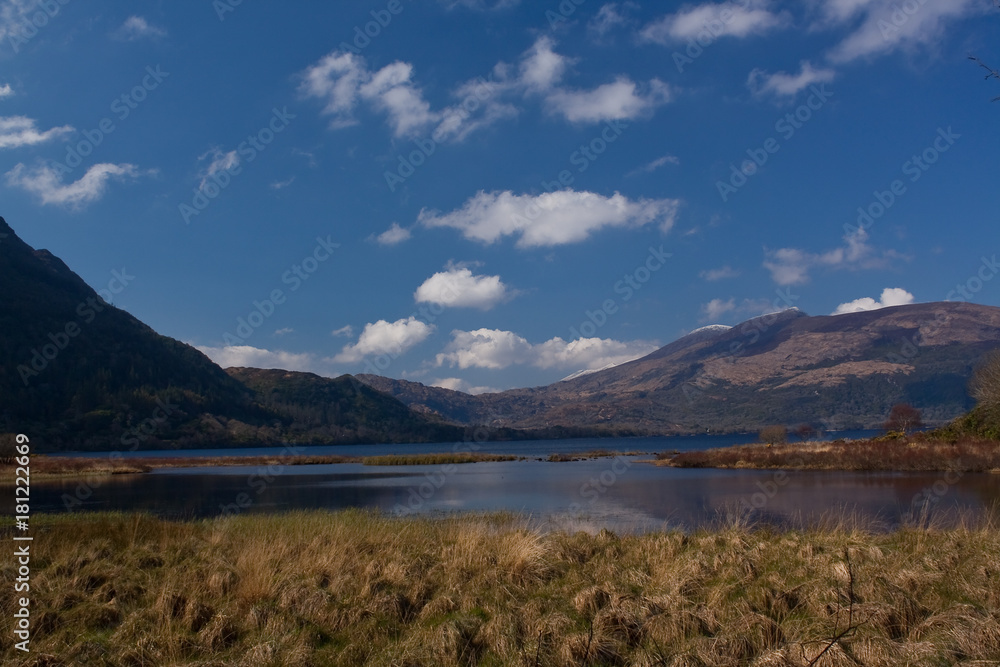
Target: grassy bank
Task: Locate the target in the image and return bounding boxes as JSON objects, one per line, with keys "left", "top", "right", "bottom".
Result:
{"left": 661, "top": 436, "right": 1000, "bottom": 472}
{"left": 3, "top": 511, "right": 1000, "bottom": 665}
{"left": 0, "top": 452, "right": 532, "bottom": 481}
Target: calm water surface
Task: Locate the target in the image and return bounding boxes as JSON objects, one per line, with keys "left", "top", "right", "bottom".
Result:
{"left": 23, "top": 433, "right": 1000, "bottom": 531}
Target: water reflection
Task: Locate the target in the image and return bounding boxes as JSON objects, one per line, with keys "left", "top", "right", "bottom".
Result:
{"left": 17, "top": 456, "right": 1000, "bottom": 532}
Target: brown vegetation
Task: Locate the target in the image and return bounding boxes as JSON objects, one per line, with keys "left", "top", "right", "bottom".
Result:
{"left": 3, "top": 510, "right": 1000, "bottom": 665}
{"left": 661, "top": 435, "right": 1000, "bottom": 472}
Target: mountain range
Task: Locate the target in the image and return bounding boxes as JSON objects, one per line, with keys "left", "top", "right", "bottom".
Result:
{"left": 2, "top": 216, "right": 999, "bottom": 450}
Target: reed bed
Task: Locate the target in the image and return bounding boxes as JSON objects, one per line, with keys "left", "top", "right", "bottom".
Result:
{"left": 2, "top": 509, "right": 1000, "bottom": 665}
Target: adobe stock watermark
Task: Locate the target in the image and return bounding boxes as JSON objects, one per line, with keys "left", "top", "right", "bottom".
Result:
{"left": 877, "top": 0, "right": 931, "bottom": 41}
{"left": 682, "top": 288, "right": 801, "bottom": 404}
{"left": 384, "top": 78, "right": 497, "bottom": 192}
{"left": 671, "top": 0, "right": 753, "bottom": 73}
{"left": 901, "top": 465, "right": 964, "bottom": 525}
{"left": 222, "top": 235, "right": 339, "bottom": 346}
{"left": 738, "top": 458, "right": 806, "bottom": 514}
{"left": 360, "top": 272, "right": 465, "bottom": 376}
{"left": 47, "top": 65, "right": 169, "bottom": 178}
{"left": 568, "top": 455, "right": 633, "bottom": 513}
{"left": 946, "top": 253, "right": 999, "bottom": 303}
{"left": 540, "top": 119, "right": 629, "bottom": 193}
{"left": 569, "top": 244, "right": 672, "bottom": 339}
{"left": 544, "top": 0, "right": 588, "bottom": 29}
{"left": 17, "top": 268, "right": 135, "bottom": 386}
{"left": 179, "top": 107, "right": 295, "bottom": 224}
{"left": 6, "top": 0, "right": 71, "bottom": 54}
{"left": 392, "top": 425, "right": 497, "bottom": 517}
{"left": 716, "top": 84, "right": 834, "bottom": 202}
{"left": 845, "top": 127, "right": 960, "bottom": 236}
{"left": 218, "top": 444, "right": 309, "bottom": 516}
{"left": 62, "top": 398, "right": 179, "bottom": 511}
{"left": 337, "top": 0, "right": 414, "bottom": 55}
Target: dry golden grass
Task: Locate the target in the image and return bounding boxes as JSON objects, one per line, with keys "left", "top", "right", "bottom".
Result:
{"left": 2, "top": 510, "right": 1000, "bottom": 665}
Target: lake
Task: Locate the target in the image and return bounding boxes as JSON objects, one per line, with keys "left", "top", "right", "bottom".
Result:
{"left": 22, "top": 433, "right": 1000, "bottom": 531}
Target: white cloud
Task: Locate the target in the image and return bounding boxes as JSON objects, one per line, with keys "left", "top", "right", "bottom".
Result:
{"left": 627, "top": 154, "right": 680, "bottom": 176}
{"left": 588, "top": 3, "right": 637, "bottom": 38}
{"left": 197, "top": 345, "right": 320, "bottom": 373}
{"left": 115, "top": 16, "right": 166, "bottom": 41}
{"left": 641, "top": 2, "right": 790, "bottom": 44}
{"left": 763, "top": 228, "right": 902, "bottom": 285}
{"left": 331, "top": 325, "right": 354, "bottom": 338}
{"left": 519, "top": 36, "right": 572, "bottom": 93}
{"left": 748, "top": 60, "right": 836, "bottom": 98}
{"left": 0, "top": 115, "right": 73, "bottom": 149}
{"left": 198, "top": 148, "right": 239, "bottom": 190}
{"left": 301, "top": 37, "right": 673, "bottom": 142}
{"left": 419, "top": 189, "right": 679, "bottom": 248}
{"left": 833, "top": 287, "right": 915, "bottom": 315}
{"left": 374, "top": 222, "right": 412, "bottom": 246}
{"left": 414, "top": 266, "right": 511, "bottom": 310}
{"left": 430, "top": 377, "right": 502, "bottom": 394}
{"left": 270, "top": 176, "right": 295, "bottom": 190}
{"left": 6, "top": 162, "right": 142, "bottom": 208}
{"left": 824, "top": 0, "right": 984, "bottom": 63}
{"left": 546, "top": 77, "right": 671, "bottom": 123}
{"left": 274, "top": 328, "right": 294, "bottom": 336}
{"left": 700, "top": 265, "right": 740, "bottom": 281}
{"left": 334, "top": 316, "right": 435, "bottom": 364}
{"left": 0, "top": 83, "right": 13, "bottom": 98}
{"left": 700, "top": 297, "right": 778, "bottom": 322}
{"left": 436, "top": 328, "right": 658, "bottom": 371}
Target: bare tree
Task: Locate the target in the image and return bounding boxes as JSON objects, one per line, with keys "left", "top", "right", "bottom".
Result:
{"left": 884, "top": 403, "right": 923, "bottom": 435}
{"left": 970, "top": 350, "right": 1000, "bottom": 410}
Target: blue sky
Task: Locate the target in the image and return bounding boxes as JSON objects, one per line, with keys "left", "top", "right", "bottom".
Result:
{"left": 2, "top": 0, "right": 998, "bottom": 393}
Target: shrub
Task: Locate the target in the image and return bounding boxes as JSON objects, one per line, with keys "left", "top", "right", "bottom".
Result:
{"left": 758, "top": 425, "right": 788, "bottom": 445}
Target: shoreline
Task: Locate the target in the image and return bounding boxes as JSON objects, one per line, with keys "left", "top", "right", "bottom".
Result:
{"left": 0, "top": 449, "right": 638, "bottom": 482}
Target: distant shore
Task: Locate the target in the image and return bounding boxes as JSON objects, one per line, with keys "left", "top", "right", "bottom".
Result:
{"left": 0, "top": 449, "right": 639, "bottom": 481}
{"left": 658, "top": 435, "right": 1000, "bottom": 472}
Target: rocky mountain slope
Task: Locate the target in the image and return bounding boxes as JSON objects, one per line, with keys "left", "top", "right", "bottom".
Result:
{"left": 361, "top": 302, "right": 1000, "bottom": 433}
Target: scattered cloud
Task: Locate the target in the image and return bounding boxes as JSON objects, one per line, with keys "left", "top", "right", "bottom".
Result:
{"left": 6, "top": 162, "right": 143, "bottom": 208}
{"left": 700, "top": 297, "right": 778, "bottom": 322}
{"left": 414, "top": 265, "right": 512, "bottom": 310}
{"left": 429, "top": 377, "right": 502, "bottom": 394}
{"left": 640, "top": 2, "right": 790, "bottom": 44}
{"left": 333, "top": 316, "right": 435, "bottom": 364}
{"left": 301, "top": 36, "right": 673, "bottom": 141}
{"left": 374, "top": 222, "right": 412, "bottom": 246}
{"left": 700, "top": 265, "right": 741, "bottom": 281}
{"left": 627, "top": 154, "right": 680, "bottom": 177}
{"left": 270, "top": 176, "right": 295, "bottom": 190}
{"left": 824, "top": 0, "right": 985, "bottom": 63}
{"left": 763, "top": 228, "right": 903, "bottom": 285}
{"left": 197, "top": 148, "right": 239, "bottom": 190}
{"left": 197, "top": 344, "right": 320, "bottom": 373}
{"left": 274, "top": 327, "right": 294, "bottom": 336}
{"left": 114, "top": 16, "right": 166, "bottom": 41}
{"left": 435, "top": 328, "right": 659, "bottom": 371}
{"left": 331, "top": 325, "right": 355, "bottom": 338}
{"left": 748, "top": 60, "right": 835, "bottom": 98}
{"left": 588, "top": 3, "right": 638, "bottom": 39}
{"left": 0, "top": 115, "right": 73, "bottom": 149}
{"left": 419, "top": 189, "right": 679, "bottom": 248}
{"left": 832, "top": 287, "right": 914, "bottom": 315}
{"left": 0, "top": 83, "right": 13, "bottom": 98}
{"left": 546, "top": 77, "right": 670, "bottom": 123}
